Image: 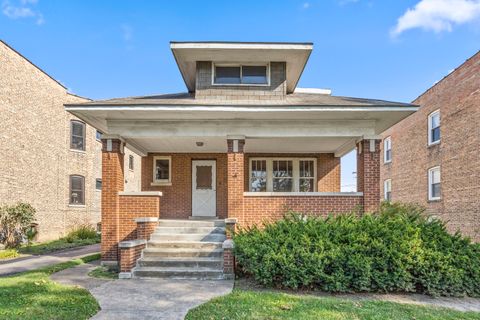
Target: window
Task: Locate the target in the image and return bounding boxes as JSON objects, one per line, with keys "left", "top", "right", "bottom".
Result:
{"left": 153, "top": 156, "right": 171, "bottom": 184}
{"left": 70, "top": 120, "right": 85, "bottom": 151}
{"left": 428, "top": 166, "right": 441, "bottom": 200}
{"left": 96, "top": 130, "right": 102, "bottom": 141}
{"left": 95, "top": 178, "right": 102, "bottom": 191}
{"left": 69, "top": 175, "right": 85, "bottom": 205}
{"left": 428, "top": 110, "right": 441, "bottom": 145}
{"left": 384, "top": 137, "right": 392, "bottom": 163}
{"left": 129, "top": 155, "right": 134, "bottom": 170}
{"left": 249, "top": 158, "right": 317, "bottom": 192}
{"left": 384, "top": 179, "right": 392, "bottom": 201}
{"left": 213, "top": 64, "right": 268, "bottom": 85}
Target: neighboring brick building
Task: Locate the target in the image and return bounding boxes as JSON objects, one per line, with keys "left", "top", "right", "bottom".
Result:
{"left": 0, "top": 40, "right": 105, "bottom": 241}
{"left": 66, "top": 41, "right": 417, "bottom": 274}
{"left": 381, "top": 51, "right": 480, "bottom": 241}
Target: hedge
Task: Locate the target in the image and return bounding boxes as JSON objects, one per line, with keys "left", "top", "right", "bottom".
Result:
{"left": 234, "top": 202, "right": 480, "bottom": 297}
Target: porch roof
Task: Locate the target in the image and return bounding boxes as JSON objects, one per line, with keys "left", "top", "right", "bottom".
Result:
{"left": 65, "top": 93, "right": 417, "bottom": 157}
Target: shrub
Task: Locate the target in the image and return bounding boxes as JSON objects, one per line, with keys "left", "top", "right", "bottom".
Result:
{"left": 0, "top": 249, "right": 19, "bottom": 260}
{"left": 0, "top": 203, "right": 36, "bottom": 248}
{"left": 234, "top": 202, "right": 480, "bottom": 297}
{"left": 64, "top": 224, "right": 98, "bottom": 243}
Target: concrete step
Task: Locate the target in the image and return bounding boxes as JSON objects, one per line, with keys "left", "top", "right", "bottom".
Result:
{"left": 138, "top": 257, "right": 223, "bottom": 268}
{"left": 147, "top": 241, "right": 223, "bottom": 250}
{"left": 150, "top": 233, "right": 226, "bottom": 242}
{"left": 154, "top": 226, "right": 226, "bottom": 234}
{"left": 158, "top": 219, "right": 225, "bottom": 228}
{"left": 142, "top": 248, "right": 224, "bottom": 258}
{"left": 133, "top": 266, "right": 224, "bottom": 280}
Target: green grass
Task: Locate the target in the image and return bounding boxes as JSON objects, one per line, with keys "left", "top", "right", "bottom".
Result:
{"left": 88, "top": 266, "right": 118, "bottom": 279}
{"left": 0, "top": 249, "right": 19, "bottom": 260}
{"left": 185, "top": 289, "right": 480, "bottom": 320}
{"left": 19, "top": 237, "right": 100, "bottom": 255}
{"left": 0, "top": 254, "right": 100, "bottom": 320}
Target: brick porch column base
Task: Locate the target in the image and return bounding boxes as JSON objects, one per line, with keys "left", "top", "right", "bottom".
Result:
{"left": 222, "top": 239, "right": 235, "bottom": 279}
{"left": 118, "top": 239, "right": 146, "bottom": 279}
{"left": 135, "top": 217, "right": 159, "bottom": 240}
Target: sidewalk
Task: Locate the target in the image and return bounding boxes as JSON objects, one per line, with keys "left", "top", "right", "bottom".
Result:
{"left": 0, "top": 243, "right": 100, "bottom": 276}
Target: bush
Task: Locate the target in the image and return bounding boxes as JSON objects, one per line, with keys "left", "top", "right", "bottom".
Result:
{"left": 0, "top": 249, "right": 19, "bottom": 260}
{"left": 0, "top": 203, "right": 36, "bottom": 248}
{"left": 234, "top": 202, "right": 480, "bottom": 297}
{"left": 64, "top": 224, "right": 98, "bottom": 243}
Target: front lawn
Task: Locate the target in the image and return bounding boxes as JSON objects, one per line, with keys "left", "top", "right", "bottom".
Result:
{"left": 185, "top": 289, "right": 480, "bottom": 320}
{"left": 0, "top": 254, "right": 100, "bottom": 320}
{"left": 19, "top": 237, "right": 99, "bottom": 255}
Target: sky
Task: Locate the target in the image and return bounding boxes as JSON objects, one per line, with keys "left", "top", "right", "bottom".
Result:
{"left": 1, "top": 0, "right": 479, "bottom": 191}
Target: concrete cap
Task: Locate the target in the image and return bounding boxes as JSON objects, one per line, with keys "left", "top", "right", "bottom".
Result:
{"left": 134, "top": 217, "right": 159, "bottom": 223}
{"left": 118, "top": 191, "right": 163, "bottom": 197}
{"left": 119, "top": 239, "right": 147, "bottom": 248}
{"left": 118, "top": 272, "right": 132, "bottom": 279}
{"left": 222, "top": 239, "right": 235, "bottom": 249}
{"left": 225, "top": 218, "right": 238, "bottom": 225}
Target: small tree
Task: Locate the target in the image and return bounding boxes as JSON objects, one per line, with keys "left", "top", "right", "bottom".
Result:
{"left": 0, "top": 203, "right": 36, "bottom": 248}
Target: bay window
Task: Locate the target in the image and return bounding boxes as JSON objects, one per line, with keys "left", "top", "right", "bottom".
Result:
{"left": 249, "top": 158, "right": 317, "bottom": 192}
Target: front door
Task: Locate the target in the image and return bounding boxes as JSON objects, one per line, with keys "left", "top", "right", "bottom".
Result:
{"left": 192, "top": 160, "right": 216, "bottom": 217}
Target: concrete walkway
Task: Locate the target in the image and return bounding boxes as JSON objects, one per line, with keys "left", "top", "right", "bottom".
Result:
{"left": 52, "top": 261, "right": 234, "bottom": 320}
{"left": 0, "top": 244, "right": 100, "bottom": 276}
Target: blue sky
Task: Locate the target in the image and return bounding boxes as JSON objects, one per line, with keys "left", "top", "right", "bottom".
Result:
{"left": 1, "top": 0, "right": 479, "bottom": 190}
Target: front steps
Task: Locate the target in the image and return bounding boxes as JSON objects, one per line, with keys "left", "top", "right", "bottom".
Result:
{"left": 132, "top": 219, "right": 227, "bottom": 280}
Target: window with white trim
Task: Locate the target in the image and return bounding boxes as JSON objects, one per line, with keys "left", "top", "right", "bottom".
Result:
{"left": 384, "top": 137, "right": 392, "bottom": 163}
{"left": 428, "top": 166, "right": 441, "bottom": 201}
{"left": 384, "top": 179, "right": 392, "bottom": 201}
{"left": 129, "top": 155, "right": 134, "bottom": 171}
{"left": 153, "top": 156, "right": 171, "bottom": 184}
{"left": 428, "top": 110, "right": 440, "bottom": 145}
{"left": 213, "top": 64, "right": 269, "bottom": 85}
{"left": 95, "top": 178, "right": 102, "bottom": 191}
{"left": 249, "top": 158, "right": 317, "bottom": 192}
{"left": 70, "top": 120, "right": 85, "bottom": 151}
{"left": 69, "top": 175, "right": 85, "bottom": 205}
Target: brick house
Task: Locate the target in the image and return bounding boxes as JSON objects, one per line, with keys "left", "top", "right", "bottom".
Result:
{"left": 380, "top": 51, "right": 480, "bottom": 242}
{"left": 66, "top": 41, "right": 417, "bottom": 278}
{"left": 0, "top": 40, "right": 110, "bottom": 241}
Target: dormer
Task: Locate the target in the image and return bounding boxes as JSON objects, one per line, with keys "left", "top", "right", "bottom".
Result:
{"left": 170, "top": 41, "right": 313, "bottom": 100}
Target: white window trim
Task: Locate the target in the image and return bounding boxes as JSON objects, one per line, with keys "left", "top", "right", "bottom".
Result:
{"left": 249, "top": 157, "right": 317, "bottom": 192}
{"left": 384, "top": 179, "right": 392, "bottom": 201}
{"left": 428, "top": 110, "right": 441, "bottom": 146}
{"left": 428, "top": 166, "right": 441, "bottom": 201}
{"left": 152, "top": 156, "right": 172, "bottom": 185}
{"left": 384, "top": 137, "right": 392, "bottom": 163}
{"left": 211, "top": 62, "right": 271, "bottom": 87}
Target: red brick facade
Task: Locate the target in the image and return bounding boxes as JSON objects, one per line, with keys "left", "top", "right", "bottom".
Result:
{"left": 119, "top": 241, "right": 146, "bottom": 273}
{"left": 118, "top": 195, "right": 160, "bottom": 241}
{"left": 357, "top": 139, "right": 381, "bottom": 212}
{"left": 381, "top": 51, "right": 480, "bottom": 241}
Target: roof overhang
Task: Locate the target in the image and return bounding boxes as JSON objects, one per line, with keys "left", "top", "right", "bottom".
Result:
{"left": 170, "top": 41, "right": 313, "bottom": 93}
{"left": 65, "top": 104, "right": 417, "bottom": 156}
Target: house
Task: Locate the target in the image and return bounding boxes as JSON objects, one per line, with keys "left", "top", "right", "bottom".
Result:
{"left": 66, "top": 41, "right": 417, "bottom": 278}
{"left": 380, "top": 51, "right": 480, "bottom": 242}
{"left": 0, "top": 40, "right": 106, "bottom": 241}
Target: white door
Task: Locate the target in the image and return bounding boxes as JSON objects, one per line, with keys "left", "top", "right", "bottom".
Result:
{"left": 192, "top": 160, "right": 216, "bottom": 217}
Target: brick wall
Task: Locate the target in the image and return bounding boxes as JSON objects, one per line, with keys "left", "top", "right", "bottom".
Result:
{"left": 357, "top": 140, "right": 381, "bottom": 212}
{"left": 142, "top": 153, "right": 228, "bottom": 219}
{"left": 195, "top": 61, "right": 286, "bottom": 100}
{"left": 0, "top": 40, "right": 101, "bottom": 241}
{"left": 118, "top": 195, "right": 160, "bottom": 241}
{"left": 241, "top": 195, "right": 363, "bottom": 226}
{"left": 381, "top": 51, "right": 480, "bottom": 241}
{"left": 119, "top": 242, "right": 145, "bottom": 273}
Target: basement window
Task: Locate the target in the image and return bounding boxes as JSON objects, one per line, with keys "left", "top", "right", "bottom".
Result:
{"left": 213, "top": 64, "right": 269, "bottom": 85}
{"left": 428, "top": 166, "right": 441, "bottom": 201}
{"left": 153, "top": 156, "right": 171, "bottom": 185}
{"left": 249, "top": 158, "right": 316, "bottom": 192}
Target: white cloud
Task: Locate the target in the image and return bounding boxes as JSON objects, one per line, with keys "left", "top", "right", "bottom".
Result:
{"left": 302, "top": 2, "right": 310, "bottom": 9}
{"left": 2, "top": 0, "right": 43, "bottom": 24}
{"left": 391, "top": 0, "right": 480, "bottom": 37}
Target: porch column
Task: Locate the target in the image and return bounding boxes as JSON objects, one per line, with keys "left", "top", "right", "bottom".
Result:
{"left": 356, "top": 139, "right": 381, "bottom": 212}
{"left": 101, "top": 137, "right": 125, "bottom": 265}
{"left": 227, "top": 138, "right": 245, "bottom": 223}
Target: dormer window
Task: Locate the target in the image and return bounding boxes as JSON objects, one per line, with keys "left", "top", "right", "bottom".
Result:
{"left": 213, "top": 64, "right": 269, "bottom": 85}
